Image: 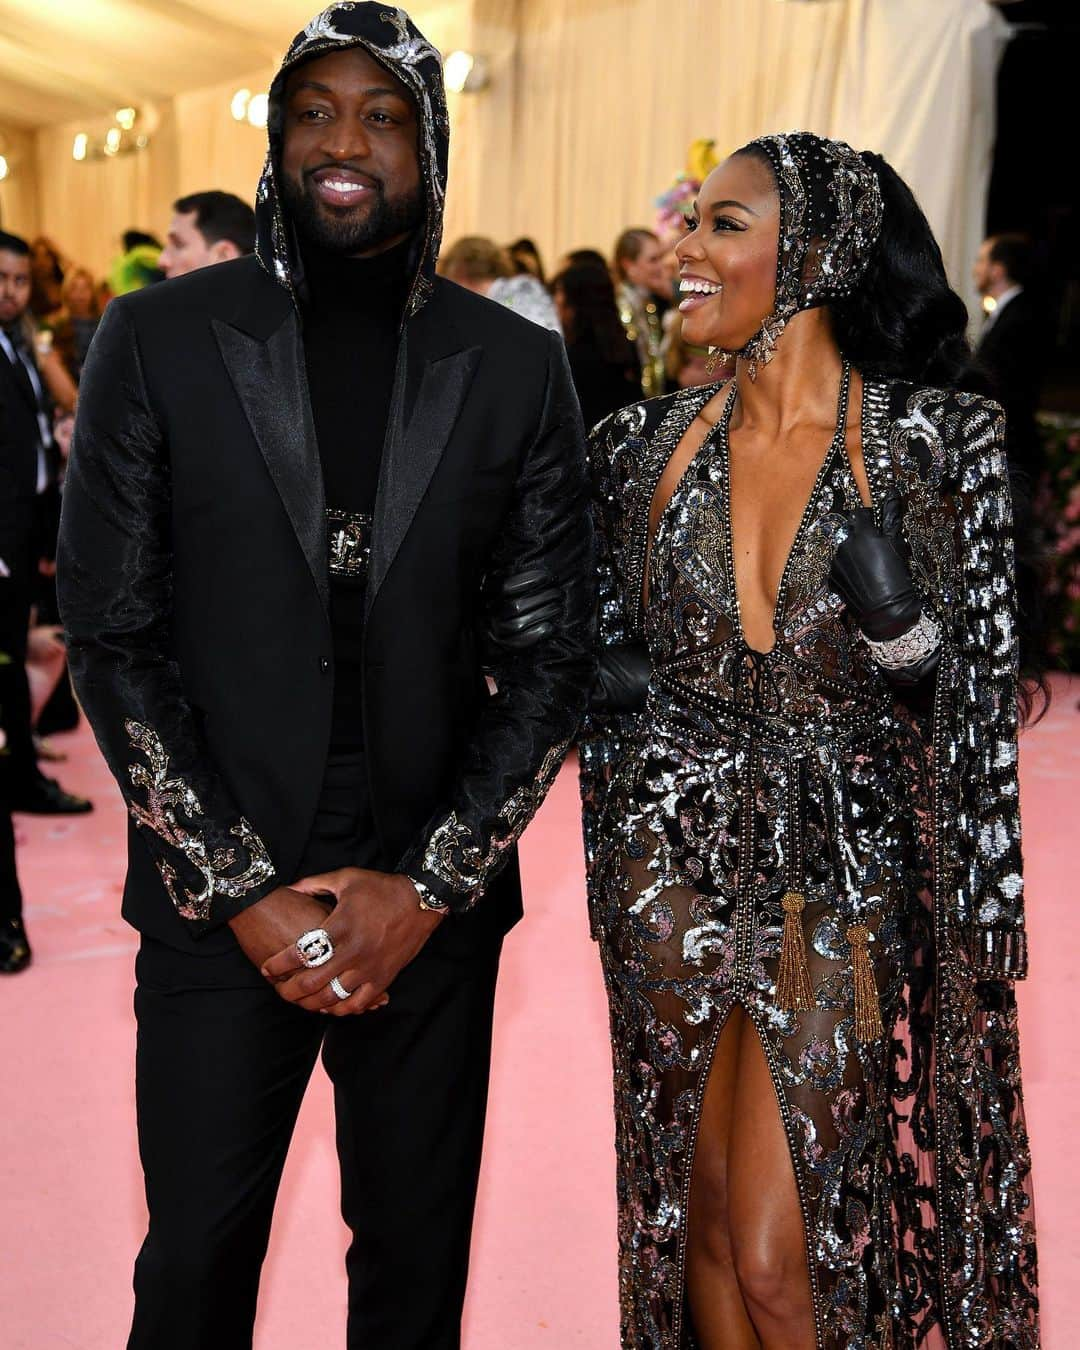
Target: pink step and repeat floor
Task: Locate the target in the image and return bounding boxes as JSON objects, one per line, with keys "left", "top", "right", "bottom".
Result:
{"left": 2, "top": 678, "right": 1076, "bottom": 1348}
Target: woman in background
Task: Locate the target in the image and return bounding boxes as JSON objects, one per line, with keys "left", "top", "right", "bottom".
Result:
{"left": 613, "top": 227, "right": 669, "bottom": 397}
{"left": 552, "top": 262, "right": 640, "bottom": 431}
{"left": 45, "top": 267, "right": 100, "bottom": 382}
{"left": 581, "top": 132, "right": 1039, "bottom": 1349}
{"left": 440, "top": 234, "right": 561, "bottom": 332}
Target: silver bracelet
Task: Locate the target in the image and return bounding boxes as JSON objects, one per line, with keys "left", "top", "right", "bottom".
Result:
{"left": 864, "top": 611, "right": 942, "bottom": 670}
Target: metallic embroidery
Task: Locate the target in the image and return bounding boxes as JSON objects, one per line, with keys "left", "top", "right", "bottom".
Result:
{"left": 423, "top": 738, "right": 572, "bottom": 903}
{"left": 124, "top": 720, "right": 274, "bottom": 922}
{"left": 327, "top": 508, "right": 374, "bottom": 579}
{"left": 581, "top": 381, "right": 1037, "bottom": 1348}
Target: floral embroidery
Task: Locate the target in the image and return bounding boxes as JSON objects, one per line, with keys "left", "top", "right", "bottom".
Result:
{"left": 125, "top": 720, "right": 274, "bottom": 922}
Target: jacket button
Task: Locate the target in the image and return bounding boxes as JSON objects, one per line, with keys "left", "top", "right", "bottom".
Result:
{"left": 319, "top": 657, "right": 330, "bottom": 674}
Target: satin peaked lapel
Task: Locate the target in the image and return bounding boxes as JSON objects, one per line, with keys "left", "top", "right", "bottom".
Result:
{"left": 367, "top": 338, "right": 481, "bottom": 616}
{"left": 212, "top": 309, "right": 329, "bottom": 613}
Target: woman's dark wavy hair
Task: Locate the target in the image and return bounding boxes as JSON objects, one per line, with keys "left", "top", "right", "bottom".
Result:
{"left": 739, "top": 144, "right": 1049, "bottom": 720}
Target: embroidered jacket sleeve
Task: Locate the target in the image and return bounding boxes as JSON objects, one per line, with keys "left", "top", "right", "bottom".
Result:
{"left": 577, "top": 409, "right": 639, "bottom": 889}
{"left": 57, "top": 300, "right": 278, "bottom": 935}
{"left": 947, "top": 396, "right": 1028, "bottom": 980}
{"left": 397, "top": 332, "right": 596, "bottom": 911}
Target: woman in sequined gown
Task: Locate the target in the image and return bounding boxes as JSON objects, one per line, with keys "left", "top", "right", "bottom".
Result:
{"left": 580, "top": 134, "right": 1038, "bottom": 1350}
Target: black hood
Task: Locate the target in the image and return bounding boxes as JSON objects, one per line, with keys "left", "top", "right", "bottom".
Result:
{"left": 255, "top": 3, "right": 449, "bottom": 319}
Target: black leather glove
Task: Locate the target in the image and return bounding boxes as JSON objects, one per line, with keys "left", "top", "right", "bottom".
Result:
{"left": 483, "top": 566, "right": 562, "bottom": 651}
{"left": 829, "top": 489, "right": 921, "bottom": 640}
{"left": 590, "top": 642, "right": 651, "bottom": 715}
{"left": 829, "top": 489, "right": 939, "bottom": 687}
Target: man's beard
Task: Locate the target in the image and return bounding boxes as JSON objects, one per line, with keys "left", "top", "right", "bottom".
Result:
{"left": 282, "top": 169, "right": 424, "bottom": 255}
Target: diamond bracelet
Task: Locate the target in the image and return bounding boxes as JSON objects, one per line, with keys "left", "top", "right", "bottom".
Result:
{"left": 864, "top": 611, "right": 942, "bottom": 671}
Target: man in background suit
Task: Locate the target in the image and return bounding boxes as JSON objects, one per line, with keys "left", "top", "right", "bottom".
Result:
{"left": 0, "top": 231, "right": 92, "bottom": 972}
{"left": 973, "top": 232, "right": 1045, "bottom": 480}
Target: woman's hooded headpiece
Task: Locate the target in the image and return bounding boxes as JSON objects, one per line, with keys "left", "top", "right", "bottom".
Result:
{"left": 728, "top": 131, "right": 885, "bottom": 377}
{"left": 254, "top": 3, "right": 449, "bottom": 319}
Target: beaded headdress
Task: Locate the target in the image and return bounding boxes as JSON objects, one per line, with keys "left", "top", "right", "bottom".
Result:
{"left": 729, "top": 131, "right": 884, "bottom": 378}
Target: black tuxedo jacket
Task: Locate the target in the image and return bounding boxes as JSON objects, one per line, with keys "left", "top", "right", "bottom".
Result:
{"left": 975, "top": 290, "right": 1043, "bottom": 473}
{"left": 0, "top": 334, "right": 48, "bottom": 573}
{"left": 58, "top": 256, "right": 595, "bottom": 954}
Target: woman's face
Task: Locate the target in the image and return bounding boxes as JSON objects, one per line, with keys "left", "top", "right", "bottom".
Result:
{"left": 675, "top": 155, "right": 779, "bottom": 352}
{"left": 67, "top": 274, "right": 93, "bottom": 316}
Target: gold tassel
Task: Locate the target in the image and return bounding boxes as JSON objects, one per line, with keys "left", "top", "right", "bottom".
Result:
{"left": 847, "top": 924, "right": 884, "bottom": 1043}
{"left": 776, "top": 892, "right": 816, "bottom": 1011}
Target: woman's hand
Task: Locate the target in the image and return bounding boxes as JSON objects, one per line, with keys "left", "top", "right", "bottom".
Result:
{"left": 829, "top": 489, "right": 940, "bottom": 685}
{"left": 591, "top": 642, "right": 651, "bottom": 714}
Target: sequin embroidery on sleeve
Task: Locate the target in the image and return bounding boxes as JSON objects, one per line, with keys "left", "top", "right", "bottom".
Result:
{"left": 124, "top": 720, "right": 274, "bottom": 922}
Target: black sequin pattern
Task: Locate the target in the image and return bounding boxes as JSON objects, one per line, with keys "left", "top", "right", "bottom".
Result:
{"left": 580, "top": 380, "right": 1038, "bottom": 1349}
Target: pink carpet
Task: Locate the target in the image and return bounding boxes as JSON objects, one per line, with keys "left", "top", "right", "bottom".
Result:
{"left": 2, "top": 678, "right": 1076, "bottom": 1348}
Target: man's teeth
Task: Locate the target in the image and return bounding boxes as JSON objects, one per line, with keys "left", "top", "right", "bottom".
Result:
{"left": 324, "top": 179, "right": 367, "bottom": 194}
{"left": 679, "top": 279, "right": 722, "bottom": 296}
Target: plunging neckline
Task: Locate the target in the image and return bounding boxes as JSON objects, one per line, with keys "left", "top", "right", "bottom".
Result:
{"left": 640, "top": 367, "right": 857, "bottom": 660}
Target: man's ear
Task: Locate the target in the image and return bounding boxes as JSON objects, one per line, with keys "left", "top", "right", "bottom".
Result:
{"left": 211, "top": 240, "right": 242, "bottom": 264}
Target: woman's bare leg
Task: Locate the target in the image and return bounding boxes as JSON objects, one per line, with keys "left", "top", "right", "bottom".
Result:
{"left": 727, "top": 1017, "right": 816, "bottom": 1349}
{"left": 685, "top": 1004, "right": 760, "bottom": 1350}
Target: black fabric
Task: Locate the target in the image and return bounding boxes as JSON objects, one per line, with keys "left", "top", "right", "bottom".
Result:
{"left": 565, "top": 341, "right": 641, "bottom": 435}
{"left": 974, "top": 290, "right": 1045, "bottom": 480}
{"left": 0, "top": 376, "right": 43, "bottom": 791}
{"left": 129, "top": 928, "right": 500, "bottom": 1349}
{"left": 301, "top": 238, "right": 411, "bottom": 751}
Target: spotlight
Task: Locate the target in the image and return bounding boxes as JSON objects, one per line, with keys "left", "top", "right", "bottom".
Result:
{"left": 72, "top": 132, "right": 88, "bottom": 161}
{"left": 246, "top": 93, "right": 269, "bottom": 128}
{"left": 115, "top": 107, "right": 137, "bottom": 130}
{"left": 444, "top": 50, "right": 489, "bottom": 94}
{"left": 104, "top": 127, "right": 122, "bottom": 156}
{"left": 0, "top": 156, "right": 8, "bottom": 181}
{"left": 231, "top": 88, "right": 251, "bottom": 122}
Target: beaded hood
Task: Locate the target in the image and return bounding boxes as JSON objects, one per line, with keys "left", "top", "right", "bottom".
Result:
{"left": 254, "top": 3, "right": 449, "bottom": 319}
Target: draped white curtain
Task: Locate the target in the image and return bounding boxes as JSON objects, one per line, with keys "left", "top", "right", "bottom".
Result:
{"left": 443, "top": 0, "right": 1007, "bottom": 318}
{"left": 3, "top": 0, "right": 1007, "bottom": 317}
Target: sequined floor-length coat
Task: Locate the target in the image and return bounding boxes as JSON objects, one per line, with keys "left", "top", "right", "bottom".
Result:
{"left": 580, "top": 378, "right": 1038, "bottom": 1350}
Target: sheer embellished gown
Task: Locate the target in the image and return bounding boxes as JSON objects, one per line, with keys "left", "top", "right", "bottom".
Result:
{"left": 579, "top": 378, "right": 1038, "bottom": 1350}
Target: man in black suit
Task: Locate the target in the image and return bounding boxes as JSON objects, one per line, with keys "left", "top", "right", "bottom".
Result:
{"left": 0, "top": 231, "right": 93, "bottom": 972}
{"left": 973, "top": 232, "right": 1045, "bottom": 479}
{"left": 57, "top": 6, "right": 593, "bottom": 1348}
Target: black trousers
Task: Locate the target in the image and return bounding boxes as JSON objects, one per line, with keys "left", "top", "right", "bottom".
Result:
{"left": 0, "top": 570, "right": 30, "bottom": 922}
{"left": 128, "top": 753, "right": 503, "bottom": 1349}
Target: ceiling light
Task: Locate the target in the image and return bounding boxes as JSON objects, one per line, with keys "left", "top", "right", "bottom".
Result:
{"left": 115, "top": 107, "right": 136, "bottom": 130}
{"left": 246, "top": 93, "right": 269, "bottom": 128}
{"left": 104, "top": 127, "right": 122, "bottom": 156}
{"left": 72, "top": 132, "right": 88, "bottom": 161}
{"left": 444, "top": 50, "right": 489, "bottom": 94}
{"left": 230, "top": 88, "right": 251, "bottom": 122}
{"left": 0, "top": 156, "right": 8, "bottom": 182}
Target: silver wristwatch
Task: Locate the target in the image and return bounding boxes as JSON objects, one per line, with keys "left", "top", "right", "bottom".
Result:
{"left": 407, "top": 875, "right": 450, "bottom": 914}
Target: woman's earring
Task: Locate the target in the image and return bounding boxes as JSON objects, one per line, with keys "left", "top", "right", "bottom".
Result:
{"left": 704, "top": 347, "right": 726, "bottom": 376}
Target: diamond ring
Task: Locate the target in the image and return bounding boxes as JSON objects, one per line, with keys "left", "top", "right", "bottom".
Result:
{"left": 329, "top": 976, "right": 351, "bottom": 1001}
{"left": 296, "top": 928, "right": 334, "bottom": 968}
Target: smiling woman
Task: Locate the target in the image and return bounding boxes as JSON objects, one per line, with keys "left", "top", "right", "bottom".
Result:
{"left": 581, "top": 131, "right": 1040, "bottom": 1350}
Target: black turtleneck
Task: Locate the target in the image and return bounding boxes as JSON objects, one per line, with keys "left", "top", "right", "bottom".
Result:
{"left": 301, "top": 235, "right": 412, "bottom": 751}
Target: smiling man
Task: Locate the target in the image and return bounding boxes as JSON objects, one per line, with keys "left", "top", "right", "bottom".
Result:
{"left": 57, "top": 6, "right": 594, "bottom": 1347}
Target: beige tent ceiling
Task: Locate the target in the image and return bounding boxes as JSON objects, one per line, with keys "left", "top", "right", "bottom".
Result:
{"left": 0, "top": 0, "right": 353, "bottom": 128}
